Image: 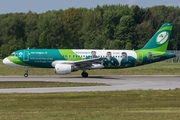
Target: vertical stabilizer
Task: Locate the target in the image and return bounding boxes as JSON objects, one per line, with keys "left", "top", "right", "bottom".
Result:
{"left": 141, "top": 23, "right": 173, "bottom": 52}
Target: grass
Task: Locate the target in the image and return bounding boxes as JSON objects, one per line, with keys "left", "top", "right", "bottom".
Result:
{"left": 1, "top": 59, "right": 180, "bottom": 76}
{"left": 1, "top": 60, "right": 180, "bottom": 119}
{"left": 0, "top": 90, "right": 180, "bottom": 120}
{"left": 0, "top": 82, "right": 107, "bottom": 88}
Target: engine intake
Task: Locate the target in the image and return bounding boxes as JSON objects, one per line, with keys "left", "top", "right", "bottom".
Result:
{"left": 55, "top": 64, "right": 72, "bottom": 74}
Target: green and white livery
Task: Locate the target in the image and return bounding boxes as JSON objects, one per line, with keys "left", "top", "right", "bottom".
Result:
{"left": 3, "top": 23, "right": 176, "bottom": 77}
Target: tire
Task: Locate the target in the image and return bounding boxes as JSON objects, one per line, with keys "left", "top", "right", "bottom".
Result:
{"left": 81, "top": 72, "right": 88, "bottom": 77}
{"left": 24, "top": 73, "right": 28, "bottom": 77}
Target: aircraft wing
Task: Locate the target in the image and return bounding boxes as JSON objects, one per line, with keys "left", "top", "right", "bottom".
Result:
{"left": 52, "top": 57, "right": 106, "bottom": 68}
{"left": 70, "top": 57, "right": 105, "bottom": 64}
{"left": 64, "top": 57, "right": 106, "bottom": 68}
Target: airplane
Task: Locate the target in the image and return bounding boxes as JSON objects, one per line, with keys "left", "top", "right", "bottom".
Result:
{"left": 2, "top": 23, "right": 176, "bottom": 77}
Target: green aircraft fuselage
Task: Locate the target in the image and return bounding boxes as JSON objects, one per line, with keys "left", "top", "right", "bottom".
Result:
{"left": 2, "top": 23, "right": 176, "bottom": 77}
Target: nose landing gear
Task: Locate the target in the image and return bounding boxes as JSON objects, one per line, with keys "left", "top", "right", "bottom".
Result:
{"left": 24, "top": 68, "right": 28, "bottom": 77}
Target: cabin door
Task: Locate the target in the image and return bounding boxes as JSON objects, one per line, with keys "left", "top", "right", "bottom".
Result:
{"left": 23, "top": 51, "right": 29, "bottom": 61}
{"left": 137, "top": 52, "right": 143, "bottom": 62}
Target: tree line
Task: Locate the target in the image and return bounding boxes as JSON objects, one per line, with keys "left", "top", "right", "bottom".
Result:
{"left": 0, "top": 5, "right": 180, "bottom": 58}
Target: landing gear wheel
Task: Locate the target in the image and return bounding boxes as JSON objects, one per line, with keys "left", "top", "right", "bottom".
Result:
{"left": 24, "top": 67, "right": 29, "bottom": 77}
{"left": 81, "top": 72, "right": 88, "bottom": 77}
{"left": 24, "top": 73, "right": 28, "bottom": 77}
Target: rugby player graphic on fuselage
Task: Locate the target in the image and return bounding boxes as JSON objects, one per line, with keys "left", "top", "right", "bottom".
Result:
{"left": 120, "top": 52, "right": 139, "bottom": 67}
{"left": 103, "top": 52, "right": 119, "bottom": 67}
{"left": 85, "top": 51, "right": 99, "bottom": 59}
{"left": 142, "top": 52, "right": 154, "bottom": 64}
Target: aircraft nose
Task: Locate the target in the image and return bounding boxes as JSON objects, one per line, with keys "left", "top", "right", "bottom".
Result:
{"left": 3, "top": 58, "right": 7, "bottom": 65}
{"left": 3, "top": 58, "right": 12, "bottom": 66}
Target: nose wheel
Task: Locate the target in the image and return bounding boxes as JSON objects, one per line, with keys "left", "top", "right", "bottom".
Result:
{"left": 81, "top": 72, "right": 88, "bottom": 77}
{"left": 24, "top": 68, "right": 29, "bottom": 77}
{"left": 24, "top": 73, "right": 28, "bottom": 77}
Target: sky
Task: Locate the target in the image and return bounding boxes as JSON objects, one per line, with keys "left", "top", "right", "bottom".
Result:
{"left": 0, "top": 0, "right": 180, "bottom": 14}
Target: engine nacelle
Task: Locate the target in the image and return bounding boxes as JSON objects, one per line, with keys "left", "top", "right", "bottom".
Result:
{"left": 55, "top": 64, "right": 72, "bottom": 74}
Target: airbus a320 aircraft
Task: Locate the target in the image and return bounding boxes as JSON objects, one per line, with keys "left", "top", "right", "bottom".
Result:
{"left": 3, "top": 23, "right": 176, "bottom": 77}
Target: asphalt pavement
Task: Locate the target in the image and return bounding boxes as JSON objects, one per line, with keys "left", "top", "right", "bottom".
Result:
{"left": 0, "top": 75, "right": 180, "bottom": 93}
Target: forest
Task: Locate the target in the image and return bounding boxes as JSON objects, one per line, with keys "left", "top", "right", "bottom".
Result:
{"left": 0, "top": 4, "right": 180, "bottom": 58}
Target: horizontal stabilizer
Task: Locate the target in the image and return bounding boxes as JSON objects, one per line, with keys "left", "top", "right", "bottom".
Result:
{"left": 153, "top": 54, "right": 175, "bottom": 58}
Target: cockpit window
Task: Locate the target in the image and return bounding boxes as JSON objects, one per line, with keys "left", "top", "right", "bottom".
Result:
{"left": 9, "top": 54, "right": 17, "bottom": 57}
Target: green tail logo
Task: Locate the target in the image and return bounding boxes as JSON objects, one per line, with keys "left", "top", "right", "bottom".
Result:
{"left": 156, "top": 32, "right": 169, "bottom": 45}
{"left": 159, "top": 34, "right": 164, "bottom": 37}
{"left": 141, "top": 23, "right": 173, "bottom": 52}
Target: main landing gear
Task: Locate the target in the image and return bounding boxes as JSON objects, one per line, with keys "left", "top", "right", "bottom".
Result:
{"left": 81, "top": 71, "right": 88, "bottom": 77}
{"left": 24, "top": 67, "right": 28, "bottom": 77}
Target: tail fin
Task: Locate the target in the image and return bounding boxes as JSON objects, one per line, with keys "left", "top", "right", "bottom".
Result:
{"left": 140, "top": 23, "right": 173, "bottom": 52}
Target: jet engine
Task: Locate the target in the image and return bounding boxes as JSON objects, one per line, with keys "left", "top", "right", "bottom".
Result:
{"left": 55, "top": 64, "right": 72, "bottom": 74}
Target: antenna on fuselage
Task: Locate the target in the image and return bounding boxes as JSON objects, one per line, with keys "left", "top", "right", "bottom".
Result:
{"left": 27, "top": 47, "right": 29, "bottom": 49}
